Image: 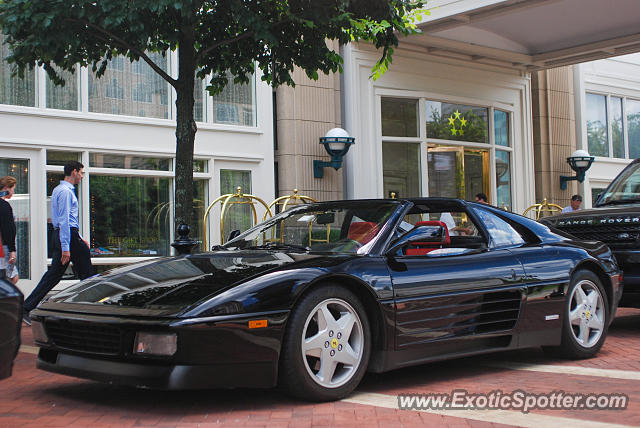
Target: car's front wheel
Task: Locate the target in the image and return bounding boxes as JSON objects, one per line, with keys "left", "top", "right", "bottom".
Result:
{"left": 549, "top": 269, "right": 609, "bottom": 359}
{"left": 279, "top": 285, "right": 371, "bottom": 401}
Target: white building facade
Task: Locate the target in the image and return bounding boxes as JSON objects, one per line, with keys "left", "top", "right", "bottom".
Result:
{"left": 342, "top": 42, "right": 534, "bottom": 212}
{"left": 0, "top": 41, "right": 274, "bottom": 295}
{"left": 574, "top": 54, "right": 640, "bottom": 206}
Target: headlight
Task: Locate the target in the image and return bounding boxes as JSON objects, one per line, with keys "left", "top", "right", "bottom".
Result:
{"left": 31, "top": 321, "right": 49, "bottom": 343}
{"left": 133, "top": 332, "right": 177, "bottom": 356}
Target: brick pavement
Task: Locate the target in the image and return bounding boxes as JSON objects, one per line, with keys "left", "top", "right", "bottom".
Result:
{"left": 1, "top": 308, "right": 639, "bottom": 427}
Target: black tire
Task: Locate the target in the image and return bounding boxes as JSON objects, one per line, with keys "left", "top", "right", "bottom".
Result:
{"left": 279, "top": 284, "right": 371, "bottom": 401}
{"left": 546, "top": 269, "right": 609, "bottom": 359}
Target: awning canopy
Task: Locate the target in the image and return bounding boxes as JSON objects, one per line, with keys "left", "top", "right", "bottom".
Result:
{"left": 409, "top": 0, "right": 640, "bottom": 70}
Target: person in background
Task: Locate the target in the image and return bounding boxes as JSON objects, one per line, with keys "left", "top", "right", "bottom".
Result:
{"left": 23, "top": 161, "right": 94, "bottom": 325}
{"left": 0, "top": 176, "right": 19, "bottom": 285}
{"left": 475, "top": 193, "right": 488, "bottom": 204}
{"left": 562, "top": 194, "right": 582, "bottom": 213}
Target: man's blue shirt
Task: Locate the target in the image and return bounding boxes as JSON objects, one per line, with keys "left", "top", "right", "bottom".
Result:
{"left": 51, "top": 180, "right": 79, "bottom": 252}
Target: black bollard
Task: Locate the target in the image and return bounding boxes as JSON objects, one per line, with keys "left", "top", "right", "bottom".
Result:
{"left": 171, "top": 224, "right": 200, "bottom": 255}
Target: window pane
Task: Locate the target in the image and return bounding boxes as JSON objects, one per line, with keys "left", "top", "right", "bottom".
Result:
{"left": 90, "top": 153, "right": 171, "bottom": 171}
{"left": 426, "top": 101, "right": 489, "bottom": 143}
{"left": 473, "top": 208, "right": 524, "bottom": 248}
{"left": 220, "top": 170, "right": 252, "bottom": 239}
{"left": 194, "top": 75, "right": 204, "bottom": 122}
{"left": 0, "top": 158, "right": 30, "bottom": 279}
{"left": 193, "top": 159, "right": 207, "bottom": 173}
{"left": 591, "top": 187, "right": 606, "bottom": 206}
{"left": 89, "top": 175, "right": 171, "bottom": 257}
{"left": 46, "top": 66, "right": 78, "bottom": 111}
{"left": 193, "top": 179, "right": 207, "bottom": 250}
{"left": 381, "top": 98, "right": 418, "bottom": 137}
{"left": 88, "top": 52, "right": 169, "bottom": 118}
{"left": 382, "top": 142, "right": 420, "bottom": 198}
{"left": 628, "top": 98, "right": 640, "bottom": 159}
{"left": 213, "top": 72, "right": 255, "bottom": 126}
{"left": 427, "top": 148, "right": 459, "bottom": 198}
{"left": 46, "top": 151, "right": 81, "bottom": 166}
{"left": 586, "top": 93, "right": 609, "bottom": 157}
{"left": 495, "top": 150, "right": 512, "bottom": 211}
{"left": 0, "top": 34, "right": 35, "bottom": 107}
{"left": 494, "top": 110, "right": 510, "bottom": 147}
{"left": 611, "top": 97, "right": 624, "bottom": 158}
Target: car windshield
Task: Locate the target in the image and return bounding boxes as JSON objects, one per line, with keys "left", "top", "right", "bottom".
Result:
{"left": 224, "top": 201, "right": 400, "bottom": 254}
{"left": 597, "top": 162, "right": 640, "bottom": 206}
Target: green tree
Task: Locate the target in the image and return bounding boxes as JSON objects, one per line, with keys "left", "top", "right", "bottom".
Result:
{"left": 0, "top": 0, "right": 426, "bottom": 232}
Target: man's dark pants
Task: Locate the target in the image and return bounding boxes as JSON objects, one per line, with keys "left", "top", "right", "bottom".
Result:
{"left": 24, "top": 228, "right": 94, "bottom": 312}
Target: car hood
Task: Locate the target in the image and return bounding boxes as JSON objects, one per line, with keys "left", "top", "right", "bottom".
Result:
{"left": 541, "top": 206, "right": 640, "bottom": 227}
{"left": 40, "top": 250, "right": 325, "bottom": 315}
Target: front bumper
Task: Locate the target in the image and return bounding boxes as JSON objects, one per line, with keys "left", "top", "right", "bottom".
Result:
{"left": 37, "top": 348, "right": 275, "bottom": 389}
{"left": 31, "top": 309, "right": 288, "bottom": 389}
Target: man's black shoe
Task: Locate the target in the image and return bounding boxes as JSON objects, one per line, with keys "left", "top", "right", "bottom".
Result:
{"left": 22, "top": 310, "right": 31, "bottom": 326}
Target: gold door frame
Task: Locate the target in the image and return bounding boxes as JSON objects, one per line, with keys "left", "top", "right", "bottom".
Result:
{"left": 426, "top": 145, "right": 490, "bottom": 202}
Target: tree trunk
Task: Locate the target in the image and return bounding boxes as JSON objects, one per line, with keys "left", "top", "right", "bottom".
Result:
{"left": 174, "top": 35, "right": 197, "bottom": 236}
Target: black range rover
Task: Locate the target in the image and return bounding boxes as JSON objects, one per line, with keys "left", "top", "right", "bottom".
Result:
{"left": 541, "top": 158, "right": 640, "bottom": 307}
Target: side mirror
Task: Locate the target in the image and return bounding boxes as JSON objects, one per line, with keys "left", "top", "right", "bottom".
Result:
{"left": 227, "top": 229, "right": 241, "bottom": 241}
{"left": 387, "top": 225, "right": 447, "bottom": 255}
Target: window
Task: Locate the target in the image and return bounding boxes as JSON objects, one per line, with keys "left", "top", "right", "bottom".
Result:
{"left": 426, "top": 101, "right": 489, "bottom": 144}
{"left": 0, "top": 158, "right": 30, "bottom": 278}
{"left": 383, "top": 142, "right": 420, "bottom": 199}
{"left": 89, "top": 52, "right": 169, "bottom": 119}
{"left": 46, "top": 152, "right": 82, "bottom": 260}
{"left": 495, "top": 150, "right": 512, "bottom": 211}
{"left": 381, "top": 98, "right": 418, "bottom": 137}
{"left": 45, "top": 66, "right": 78, "bottom": 111}
{"left": 0, "top": 33, "right": 35, "bottom": 107}
{"left": 628, "top": 99, "right": 640, "bottom": 159}
{"left": 473, "top": 208, "right": 524, "bottom": 248}
{"left": 89, "top": 153, "right": 171, "bottom": 171}
{"left": 586, "top": 92, "right": 640, "bottom": 159}
{"left": 381, "top": 96, "right": 511, "bottom": 207}
{"left": 213, "top": 72, "right": 255, "bottom": 126}
{"left": 89, "top": 175, "right": 171, "bottom": 257}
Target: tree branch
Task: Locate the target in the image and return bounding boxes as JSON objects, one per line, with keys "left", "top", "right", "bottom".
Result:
{"left": 65, "top": 18, "right": 177, "bottom": 88}
{"left": 195, "top": 18, "right": 291, "bottom": 62}
{"left": 196, "top": 29, "right": 255, "bottom": 62}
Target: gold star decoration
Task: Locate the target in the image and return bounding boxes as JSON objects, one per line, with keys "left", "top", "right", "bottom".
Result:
{"left": 447, "top": 110, "right": 467, "bottom": 138}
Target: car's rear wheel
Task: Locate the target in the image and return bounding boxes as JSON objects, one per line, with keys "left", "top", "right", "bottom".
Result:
{"left": 548, "top": 269, "right": 609, "bottom": 359}
{"left": 279, "top": 285, "right": 371, "bottom": 401}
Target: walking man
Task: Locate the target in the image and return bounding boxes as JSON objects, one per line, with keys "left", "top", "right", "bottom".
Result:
{"left": 23, "top": 161, "right": 94, "bottom": 324}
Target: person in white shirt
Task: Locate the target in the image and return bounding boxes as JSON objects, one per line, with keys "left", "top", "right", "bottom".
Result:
{"left": 562, "top": 194, "right": 582, "bottom": 213}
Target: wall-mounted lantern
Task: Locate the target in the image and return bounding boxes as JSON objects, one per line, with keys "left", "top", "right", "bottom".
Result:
{"left": 560, "top": 149, "right": 594, "bottom": 190}
{"left": 313, "top": 128, "right": 355, "bottom": 179}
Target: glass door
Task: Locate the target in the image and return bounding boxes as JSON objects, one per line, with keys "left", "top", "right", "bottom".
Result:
{"left": 427, "top": 145, "right": 490, "bottom": 202}
{"left": 0, "top": 148, "right": 41, "bottom": 288}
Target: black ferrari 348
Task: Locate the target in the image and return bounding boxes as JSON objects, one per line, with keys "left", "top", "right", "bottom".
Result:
{"left": 30, "top": 198, "right": 621, "bottom": 401}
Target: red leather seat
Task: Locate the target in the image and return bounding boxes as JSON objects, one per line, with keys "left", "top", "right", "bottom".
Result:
{"left": 348, "top": 221, "right": 378, "bottom": 244}
{"left": 405, "top": 220, "right": 450, "bottom": 255}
